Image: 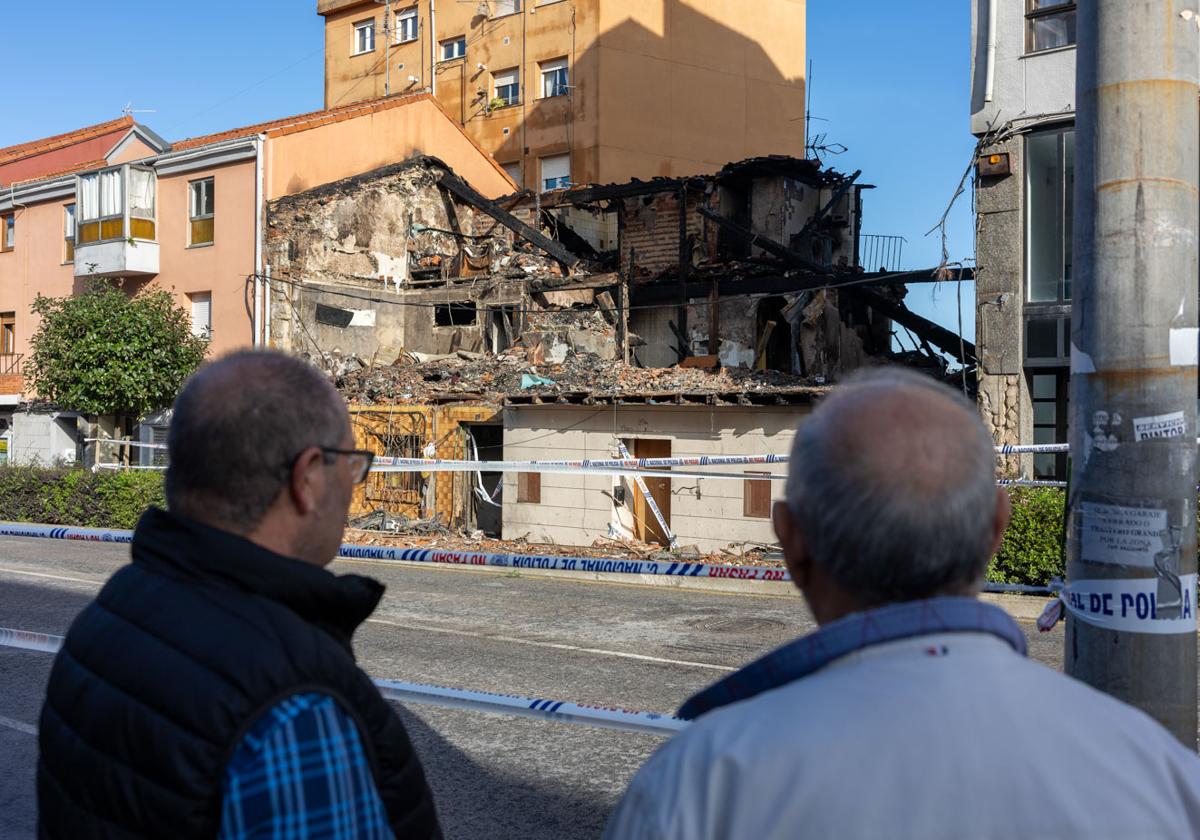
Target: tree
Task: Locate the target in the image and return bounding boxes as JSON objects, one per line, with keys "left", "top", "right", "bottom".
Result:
{"left": 26, "top": 281, "right": 209, "bottom": 417}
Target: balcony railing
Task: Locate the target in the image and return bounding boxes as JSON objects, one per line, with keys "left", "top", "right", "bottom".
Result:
{"left": 0, "top": 353, "right": 22, "bottom": 376}
{"left": 859, "top": 235, "right": 906, "bottom": 273}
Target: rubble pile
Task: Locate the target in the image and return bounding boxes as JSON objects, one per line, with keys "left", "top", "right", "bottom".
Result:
{"left": 333, "top": 348, "right": 828, "bottom": 405}
{"left": 342, "top": 527, "right": 783, "bottom": 568}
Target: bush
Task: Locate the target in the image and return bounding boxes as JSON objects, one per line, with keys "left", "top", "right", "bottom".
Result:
{"left": 0, "top": 466, "right": 165, "bottom": 530}
{"left": 987, "top": 488, "right": 1066, "bottom": 586}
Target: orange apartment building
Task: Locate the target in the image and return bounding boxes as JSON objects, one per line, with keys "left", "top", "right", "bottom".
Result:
{"left": 0, "top": 94, "right": 514, "bottom": 463}
{"left": 319, "top": 0, "right": 807, "bottom": 190}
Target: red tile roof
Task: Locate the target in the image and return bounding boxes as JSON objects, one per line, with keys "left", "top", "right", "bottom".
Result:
{"left": 172, "top": 93, "right": 432, "bottom": 150}
{"left": 0, "top": 116, "right": 133, "bottom": 166}
{"left": 11, "top": 158, "right": 108, "bottom": 187}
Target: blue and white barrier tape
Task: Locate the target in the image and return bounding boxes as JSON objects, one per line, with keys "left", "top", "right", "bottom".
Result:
{"left": 0, "top": 627, "right": 685, "bottom": 737}
{"left": 372, "top": 461, "right": 787, "bottom": 481}
{"left": 0, "top": 521, "right": 1055, "bottom": 593}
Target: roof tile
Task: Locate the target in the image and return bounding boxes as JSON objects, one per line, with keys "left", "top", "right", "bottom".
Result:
{"left": 0, "top": 116, "right": 134, "bottom": 165}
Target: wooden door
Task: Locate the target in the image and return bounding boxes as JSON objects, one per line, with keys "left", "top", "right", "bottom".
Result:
{"left": 631, "top": 438, "right": 671, "bottom": 545}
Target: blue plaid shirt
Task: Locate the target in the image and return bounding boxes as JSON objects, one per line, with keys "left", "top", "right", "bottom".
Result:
{"left": 219, "top": 692, "right": 394, "bottom": 839}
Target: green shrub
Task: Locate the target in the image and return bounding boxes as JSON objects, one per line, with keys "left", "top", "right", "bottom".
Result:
{"left": 0, "top": 466, "right": 165, "bottom": 530}
{"left": 987, "top": 488, "right": 1066, "bottom": 586}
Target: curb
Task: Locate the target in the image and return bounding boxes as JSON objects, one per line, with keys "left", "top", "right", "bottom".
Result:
{"left": 333, "top": 555, "right": 1055, "bottom": 621}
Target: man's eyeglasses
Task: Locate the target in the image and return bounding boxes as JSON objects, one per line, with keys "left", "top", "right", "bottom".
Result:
{"left": 320, "top": 447, "right": 375, "bottom": 485}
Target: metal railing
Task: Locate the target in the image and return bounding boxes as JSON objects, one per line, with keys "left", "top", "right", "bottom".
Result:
{"left": 0, "top": 354, "right": 22, "bottom": 376}
{"left": 858, "top": 235, "right": 906, "bottom": 273}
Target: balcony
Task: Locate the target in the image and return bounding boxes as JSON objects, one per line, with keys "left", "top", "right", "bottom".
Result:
{"left": 73, "top": 165, "right": 159, "bottom": 278}
{"left": 0, "top": 353, "right": 23, "bottom": 403}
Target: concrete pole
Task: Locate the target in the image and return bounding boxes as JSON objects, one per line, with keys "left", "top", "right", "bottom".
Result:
{"left": 1067, "top": 0, "right": 1199, "bottom": 745}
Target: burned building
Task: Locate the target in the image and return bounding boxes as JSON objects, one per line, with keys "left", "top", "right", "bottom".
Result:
{"left": 266, "top": 153, "right": 970, "bottom": 549}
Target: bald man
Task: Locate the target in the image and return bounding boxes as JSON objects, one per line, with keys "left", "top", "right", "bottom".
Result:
{"left": 38, "top": 351, "right": 441, "bottom": 839}
{"left": 604, "top": 367, "right": 1200, "bottom": 840}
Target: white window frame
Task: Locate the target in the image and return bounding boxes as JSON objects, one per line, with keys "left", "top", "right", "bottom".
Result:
{"left": 493, "top": 0, "right": 522, "bottom": 16}
{"left": 539, "top": 154, "right": 570, "bottom": 192}
{"left": 189, "top": 178, "right": 215, "bottom": 247}
{"left": 440, "top": 36, "right": 466, "bottom": 61}
{"left": 353, "top": 18, "right": 376, "bottom": 55}
{"left": 540, "top": 57, "right": 568, "bottom": 98}
{"left": 188, "top": 291, "right": 212, "bottom": 340}
{"left": 63, "top": 204, "right": 75, "bottom": 263}
{"left": 2, "top": 215, "right": 13, "bottom": 251}
{"left": 396, "top": 7, "right": 418, "bottom": 43}
{"left": 493, "top": 67, "right": 520, "bottom": 107}
{"left": 502, "top": 161, "right": 523, "bottom": 187}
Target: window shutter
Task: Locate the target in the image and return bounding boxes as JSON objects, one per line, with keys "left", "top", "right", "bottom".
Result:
{"left": 190, "top": 292, "right": 212, "bottom": 338}
{"left": 743, "top": 473, "right": 771, "bottom": 519}
{"left": 518, "top": 472, "right": 540, "bottom": 503}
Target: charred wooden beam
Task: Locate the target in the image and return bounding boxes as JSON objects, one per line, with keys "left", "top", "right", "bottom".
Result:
{"left": 438, "top": 172, "right": 580, "bottom": 267}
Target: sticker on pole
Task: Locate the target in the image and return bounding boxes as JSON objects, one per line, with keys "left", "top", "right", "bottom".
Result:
{"left": 1062, "top": 574, "right": 1197, "bottom": 634}
{"left": 1132, "top": 411, "right": 1187, "bottom": 442}
{"left": 1079, "top": 501, "right": 1168, "bottom": 567}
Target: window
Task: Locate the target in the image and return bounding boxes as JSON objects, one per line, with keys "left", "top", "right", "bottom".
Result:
{"left": 517, "top": 472, "right": 540, "bottom": 503}
{"left": 502, "top": 161, "right": 523, "bottom": 187}
{"left": 540, "top": 57, "right": 568, "bottom": 98}
{"left": 189, "top": 178, "right": 215, "bottom": 246}
{"left": 77, "top": 165, "right": 156, "bottom": 245}
{"left": 1, "top": 215, "right": 13, "bottom": 252}
{"left": 188, "top": 291, "right": 212, "bottom": 339}
{"left": 539, "top": 154, "right": 570, "bottom": 192}
{"left": 743, "top": 473, "right": 772, "bottom": 519}
{"left": 1030, "top": 371, "right": 1069, "bottom": 480}
{"left": 493, "top": 67, "right": 520, "bottom": 107}
{"left": 396, "top": 7, "right": 418, "bottom": 42}
{"left": 440, "top": 36, "right": 466, "bottom": 61}
{"left": 1026, "top": 128, "right": 1073, "bottom": 303}
{"left": 354, "top": 18, "right": 376, "bottom": 54}
{"left": 1026, "top": 0, "right": 1076, "bottom": 53}
{"left": 1, "top": 313, "right": 14, "bottom": 355}
{"left": 434, "top": 301, "right": 477, "bottom": 326}
{"left": 63, "top": 204, "right": 75, "bottom": 263}
{"left": 493, "top": 0, "right": 521, "bottom": 15}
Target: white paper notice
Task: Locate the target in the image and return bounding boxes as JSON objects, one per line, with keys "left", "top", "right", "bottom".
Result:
{"left": 1079, "top": 501, "right": 1167, "bottom": 567}
{"left": 1133, "top": 411, "right": 1187, "bottom": 442}
{"left": 1169, "top": 327, "right": 1199, "bottom": 366}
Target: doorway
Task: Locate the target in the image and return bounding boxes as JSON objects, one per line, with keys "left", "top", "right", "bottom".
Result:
{"left": 465, "top": 423, "right": 503, "bottom": 536}
{"left": 628, "top": 437, "right": 672, "bottom": 546}
{"left": 756, "top": 296, "right": 793, "bottom": 372}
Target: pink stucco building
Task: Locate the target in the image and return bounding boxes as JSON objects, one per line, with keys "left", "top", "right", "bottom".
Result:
{"left": 0, "top": 94, "right": 515, "bottom": 460}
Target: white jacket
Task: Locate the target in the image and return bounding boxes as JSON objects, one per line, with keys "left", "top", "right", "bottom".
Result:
{"left": 605, "top": 632, "right": 1200, "bottom": 840}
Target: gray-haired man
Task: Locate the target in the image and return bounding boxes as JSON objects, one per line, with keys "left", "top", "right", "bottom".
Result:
{"left": 605, "top": 368, "right": 1200, "bottom": 840}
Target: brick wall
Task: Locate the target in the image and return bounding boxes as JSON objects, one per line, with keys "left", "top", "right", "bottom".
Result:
{"left": 0, "top": 374, "right": 23, "bottom": 395}
{"left": 620, "top": 191, "right": 712, "bottom": 278}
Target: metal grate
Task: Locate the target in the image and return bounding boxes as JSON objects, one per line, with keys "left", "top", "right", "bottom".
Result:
{"left": 353, "top": 410, "right": 427, "bottom": 514}
{"left": 858, "top": 235, "right": 906, "bottom": 273}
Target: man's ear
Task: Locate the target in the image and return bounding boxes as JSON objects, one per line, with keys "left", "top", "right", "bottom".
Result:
{"left": 988, "top": 486, "right": 1012, "bottom": 560}
{"left": 288, "top": 446, "right": 326, "bottom": 517}
{"left": 773, "top": 500, "right": 809, "bottom": 589}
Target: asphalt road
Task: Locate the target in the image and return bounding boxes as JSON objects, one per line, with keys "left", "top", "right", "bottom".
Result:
{"left": 0, "top": 537, "right": 1065, "bottom": 839}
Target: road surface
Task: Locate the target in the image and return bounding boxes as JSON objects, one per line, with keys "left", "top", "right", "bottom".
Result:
{"left": 0, "top": 536, "right": 1065, "bottom": 838}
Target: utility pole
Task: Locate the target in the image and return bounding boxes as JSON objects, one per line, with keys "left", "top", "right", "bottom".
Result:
{"left": 1066, "top": 0, "right": 1199, "bottom": 745}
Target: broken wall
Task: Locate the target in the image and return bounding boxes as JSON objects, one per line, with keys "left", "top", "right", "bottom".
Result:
{"left": 619, "top": 188, "right": 714, "bottom": 278}
{"left": 266, "top": 157, "right": 564, "bottom": 359}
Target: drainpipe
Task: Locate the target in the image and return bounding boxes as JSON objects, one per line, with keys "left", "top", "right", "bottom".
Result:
{"left": 430, "top": 0, "right": 437, "bottom": 97}
{"left": 253, "top": 134, "right": 266, "bottom": 346}
{"left": 983, "top": 0, "right": 998, "bottom": 103}
{"left": 264, "top": 263, "right": 272, "bottom": 347}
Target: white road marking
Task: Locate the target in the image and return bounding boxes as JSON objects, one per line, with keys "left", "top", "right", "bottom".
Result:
{"left": 367, "top": 617, "right": 736, "bottom": 672}
{"left": 0, "top": 714, "right": 37, "bottom": 736}
{"left": 0, "top": 567, "right": 104, "bottom": 586}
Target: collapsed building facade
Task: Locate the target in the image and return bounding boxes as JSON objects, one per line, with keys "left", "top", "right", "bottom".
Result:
{"left": 265, "top": 154, "right": 969, "bottom": 552}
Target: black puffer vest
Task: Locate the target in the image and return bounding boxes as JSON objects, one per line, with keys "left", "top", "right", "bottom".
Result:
{"left": 37, "top": 507, "right": 441, "bottom": 839}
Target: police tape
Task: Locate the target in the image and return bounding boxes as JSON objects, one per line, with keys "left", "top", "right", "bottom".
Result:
{"left": 0, "top": 627, "right": 686, "bottom": 737}
{"left": 997, "top": 478, "right": 1067, "bottom": 488}
{"left": 371, "top": 460, "right": 787, "bottom": 482}
{"left": 83, "top": 438, "right": 168, "bottom": 450}
{"left": 0, "top": 521, "right": 1056, "bottom": 594}
{"left": 1039, "top": 575, "right": 1198, "bottom": 635}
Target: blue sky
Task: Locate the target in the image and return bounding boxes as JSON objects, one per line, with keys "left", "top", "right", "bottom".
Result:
{"left": 1, "top": 0, "right": 976, "bottom": 341}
